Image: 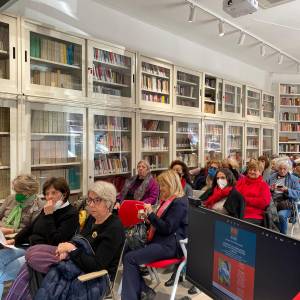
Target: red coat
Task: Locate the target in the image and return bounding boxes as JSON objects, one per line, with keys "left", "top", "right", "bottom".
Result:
{"left": 236, "top": 175, "right": 271, "bottom": 220}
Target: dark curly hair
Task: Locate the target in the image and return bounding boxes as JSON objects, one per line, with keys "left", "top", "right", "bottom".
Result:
{"left": 211, "top": 168, "right": 236, "bottom": 190}
{"left": 170, "top": 160, "right": 192, "bottom": 185}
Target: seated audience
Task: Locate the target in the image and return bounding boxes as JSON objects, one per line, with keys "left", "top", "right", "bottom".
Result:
{"left": 115, "top": 160, "right": 159, "bottom": 208}
{"left": 1, "top": 177, "right": 78, "bottom": 299}
{"left": 267, "top": 157, "right": 300, "bottom": 234}
{"left": 293, "top": 158, "right": 300, "bottom": 180}
{"left": 236, "top": 161, "right": 271, "bottom": 226}
{"left": 170, "top": 160, "right": 193, "bottom": 197}
{"left": 221, "top": 157, "right": 241, "bottom": 181}
{"left": 258, "top": 155, "right": 272, "bottom": 181}
{"left": 5, "top": 181, "right": 125, "bottom": 300}
{"left": 0, "top": 174, "right": 42, "bottom": 298}
{"left": 122, "top": 170, "right": 188, "bottom": 300}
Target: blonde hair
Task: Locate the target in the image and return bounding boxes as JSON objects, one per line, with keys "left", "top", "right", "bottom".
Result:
{"left": 12, "top": 174, "right": 39, "bottom": 195}
{"left": 247, "top": 160, "right": 264, "bottom": 174}
{"left": 88, "top": 181, "right": 116, "bottom": 212}
{"left": 157, "top": 170, "right": 184, "bottom": 198}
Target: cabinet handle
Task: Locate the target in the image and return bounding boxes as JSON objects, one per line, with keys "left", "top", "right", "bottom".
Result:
{"left": 25, "top": 50, "right": 27, "bottom": 62}
{"left": 12, "top": 47, "right": 15, "bottom": 59}
{"left": 132, "top": 74, "right": 135, "bottom": 83}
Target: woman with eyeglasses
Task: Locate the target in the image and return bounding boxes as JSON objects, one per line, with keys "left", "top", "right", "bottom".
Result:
{"left": 6, "top": 181, "right": 125, "bottom": 300}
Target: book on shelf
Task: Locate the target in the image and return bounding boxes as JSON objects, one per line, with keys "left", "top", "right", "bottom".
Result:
{"left": 142, "top": 92, "right": 168, "bottom": 104}
{"left": 0, "top": 169, "right": 10, "bottom": 199}
{"left": 280, "top": 123, "right": 300, "bottom": 132}
{"left": 94, "top": 154, "right": 129, "bottom": 175}
{"left": 93, "top": 48, "right": 131, "bottom": 68}
{"left": 177, "top": 71, "right": 198, "bottom": 84}
{"left": 279, "top": 144, "right": 300, "bottom": 152}
{"left": 280, "top": 97, "right": 300, "bottom": 106}
{"left": 247, "top": 128, "right": 259, "bottom": 135}
{"left": 280, "top": 84, "right": 299, "bottom": 94}
{"left": 142, "top": 136, "right": 167, "bottom": 151}
{"left": 0, "top": 108, "right": 10, "bottom": 132}
{"left": 95, "top": 133, "right": 129, "bottom": 153}
{"left": 93, "top": 64, "right": 129, "bottom": 86}
{"left": 143, "top": 154, "right": 166, "bottom": 170}
{"left": 94, "top": 116, "right": 130, "bottom": 131}
{"left": 142, "top": 75, "right": 169, "bottom": 94}
{"left": 142, "top": 120, "right": 160, "bottom": 131}
{"left": 176, "top": 85, "right": 196, "bottom": 98}
{"left": 280, "top": 112, "right": 300, "bottom": 121}
{"left": 205, "top": 125, "right": 222, "bottom": 135}
{"left": 142, "top": 62, "right": 169, "bottom": 78}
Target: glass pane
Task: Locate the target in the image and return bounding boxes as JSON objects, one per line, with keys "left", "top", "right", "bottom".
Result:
{"left": 30, "top": 32, "right": 82, "bottom": 90}
{"left": 204, "top": 76, "right": 216, "bottom": 114}
{"left": 0, "top": 22, "right": 9, "bottom": 80}
{"left": 92, "top": 48, "right": 131, "bottom": 98}
{"left": 142, "top": 119, "right": 169, "bottom": 170}
{"left": 176, "top": 121, "right": 199, "bottom": 168}
{"left": 217, "top": 81, "right": 223, "bottom": 112}
{"left": 0, "top": 107, "right": 10, "bottom": 199}
{"left": 236, "top": 87, "right": 241, "bottom": 114}
{"left": 31, "top": 110, "right": 83, "bottom": 194}
{"left": 263, "top": 94, "right": 274, "bottom": 118}
{"left": 227, "top": 125, "right": 243, "bottom": 167}
{"left": 247, "top": 90, "right": 260, "bottom": 117}
{"left": 141, "top": 62, "right": 170, "bottom": 104}
{"left": 263, "top": 128, "right": 273, "bottom": 158}
{"left": 176, "top": 71, "right": 199, "bottom": 108}
{"left": 204, "top": 123, "right": 223, "bottom": 162}
{"left": 94, "top": 115, "right": 131, "bottom": 177}
{"left": 225, "top": 84, "right": 235, "bottom": 113}
{"left": 246, "top": 127, "right": 259, "bottom": 160}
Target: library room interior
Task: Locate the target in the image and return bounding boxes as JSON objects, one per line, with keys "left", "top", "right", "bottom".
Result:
{"left": 1, "top": 0, "right": 300, "bottom": 299}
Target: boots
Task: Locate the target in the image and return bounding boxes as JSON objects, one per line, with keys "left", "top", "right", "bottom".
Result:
{"left": 164, "top": 271, "right": 183, "bottom": 287}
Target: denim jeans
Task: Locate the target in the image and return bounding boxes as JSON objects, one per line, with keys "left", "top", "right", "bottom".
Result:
{"left": 0, "top": 247, "right": 26, "bottom": 298}
{"left": 278, "top": 209, "right": 291, "bottom": 234}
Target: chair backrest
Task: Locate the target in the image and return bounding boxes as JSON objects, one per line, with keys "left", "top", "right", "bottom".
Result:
{"left": 118, "top": 200, "right": 145, "bottom": 228}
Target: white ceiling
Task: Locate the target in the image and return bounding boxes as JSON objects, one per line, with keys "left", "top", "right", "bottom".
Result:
{"left": 92, "top": 0, "right": 300, "bottom": 74}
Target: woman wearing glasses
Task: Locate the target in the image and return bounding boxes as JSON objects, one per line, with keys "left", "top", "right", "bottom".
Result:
{"left": 6, "top": 181, "right": 125, "bottom": 300}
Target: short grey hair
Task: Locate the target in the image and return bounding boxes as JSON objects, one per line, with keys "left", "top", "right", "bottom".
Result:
{"left": 12, "top": 174, "right": 39, "bottom": 195}
{"left": 275, "top": 157, "right": 293, "bottom": 171}
{"left": 137, "top": 159, "right": 151, "bottom": 171}
{"left": 88, "top": 181, "right": 116, "bottom": 212}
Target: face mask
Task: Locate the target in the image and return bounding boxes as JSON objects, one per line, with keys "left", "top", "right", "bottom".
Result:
{"left": 15, "top": 193, "right": 27, "bottom": 202}
{"left": 54, "top": 196, "right": 64, "bottom": 211}
{"left": 217, "top": 179, "right": 228, "bottom": 189}
{"left": 208, "top": 167, "right": 217, "bottom": 177}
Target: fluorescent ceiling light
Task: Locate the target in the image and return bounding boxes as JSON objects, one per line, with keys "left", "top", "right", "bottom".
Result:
{"left": 188, "top": 5, "right": 195, "bottom": 22}
{"left": 218, "top": 20, "right": 225, "bottom": 37}
{"left": 238, "top": 31, "right": 246, "bottom": 46}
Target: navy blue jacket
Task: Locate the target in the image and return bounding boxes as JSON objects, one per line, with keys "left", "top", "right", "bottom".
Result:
{"left": 147, "top": 195, "right": 188, "bottom": 256}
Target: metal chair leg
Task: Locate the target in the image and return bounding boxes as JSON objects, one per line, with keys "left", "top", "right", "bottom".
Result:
{"left": 170, "top": 260, "right": 186, "bottom": 300}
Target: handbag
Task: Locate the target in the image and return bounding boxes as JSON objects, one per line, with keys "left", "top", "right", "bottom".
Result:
{"left": 125, "top": 222, "right": 147, "bottom": 250}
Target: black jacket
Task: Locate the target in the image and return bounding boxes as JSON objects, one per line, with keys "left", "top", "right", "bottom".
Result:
{"left": 15, "top": 204, "right": 79, "bottom": 246}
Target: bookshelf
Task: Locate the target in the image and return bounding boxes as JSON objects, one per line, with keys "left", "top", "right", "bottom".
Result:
{"left": 139, "top": 56, "right": 172, "bottom": 110}
{"left": 203, "top": 74, "right": 222, "bottom": 115}
{"left": 262, "top": 92, "right": 275, "bottom": 121}
{"left": 262, "top": 127, "right": 274, "bottom": 158}
{"left": 278, "top": 83, "right": 300, "bottom": 156}
{"left": 226, "top": 123, "right": 244, "bottom": 167}
{"left": 0, "top": 15, "right": 18, "bottom": 93}
{"left": 22, "top": 20, "right": 85, "bottom": 99}
{"left": 222, "top": 81, "right": 243, "bottom": 117}
{"left": 245, "top": 86, "right": 262, "bottom": 121}
{"left": 139, "top": 115, "right": 171, "bottom": 171}
{"left": 203, "top": 120, "right": 224, "bottom": 163}
{"left": 174, "top": 66, "right": 202, "bottom": 113}
{"left": 174, "top": 118, "right": 200, "bottom": 168}
{"left": 246, "top": 125, "right": 260, "bottom": 161}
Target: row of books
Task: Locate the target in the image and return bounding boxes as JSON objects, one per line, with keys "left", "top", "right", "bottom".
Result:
{"left": 142, "top": 137, "right": 168, "bottom": 151}
{"left": 246, "top": 139, "right": 259, "bottom": 147}
{"left": 142, "top": 62, "right": 169, "bottom": 78}
{"left": 177, "top": 98, "right": 198, "bottom": 107}
{"left": 94, "top": 155, "right": 129, "bottom": 175}
{"left": 279, "top": 144, "right": 300, "bottom": 152}
{"left": 177, "top": 126, "right": 198, "bottom": 133}
{"left": 142, "top": 92, "right": 169, "bottom": 104}
{"left": 176, "top": 136, "right": 195, "bottom": 148}
{"left": 280, "top": 112, "right": 300, "bottom": 121}
{"left": 93, "top": 48, "right": 131, "bottom": 68}
{"left": 32, "top": 167, "right": 81, "bottom": 191}
{"left": 31, "top": 111, "right": 83, "bottom": 134}
{"left": 177, "top": 72, "right": 198, "bottom": 84}
{"left": 94, "top": 116, "right": 130, "bottom": 131}
{"left": 176, "top": 153, "right": 198, "bottom": 168}
{"left": 280, "top": 97, "right": 300, "bottom": 106}
{"left": 247, "top": 90, "right": 260, "bottom": 99}
{"left": 0, "top": 108, "right": 9, "bottom": 132}
{"left": 95, "top": 133, "right": 129, "bottom": 152}
{"left": 0, "top": 136, "right": 10, "bottom": 166}
{"left": 227, "top": 140, "right": 242, "bottom": 149}
{"left": 205, "top": 125, "right": 222, "bottom": 135}
{"left": 280, "top": 84, "right": 300, "bottom": 95}
{"left": 30, "top": 34, "right": 81, "bottom": 66}
{"left": 228, "top": 127, "right": 242, "bottom": 135}
{"left": 93, "top": 85, "right": 121, "bottom": 96}
{"left": 142, "top": 75, "right": 169, "bottom": 94}
{"left": 31, "top": 69, "right": 81, "bottom": 90}
{"left": 0, "top": 25, "right": 9, "bottom": 52}
{"left": 280, "top": 123, "right": 300, "bottom": 132}
{"left": 177, "top": 85, "right": 197, "bottom": 98}
{"left": 143, "top": 154, "right": 167, "bottom": 169}
{"left": 142, "top": 120, "right": 167, "bottom": 131}
{"left": 247, "top": 128, "right": 259, "bottom": 135}
{"left": 204, "top": 103, "right": 215, "bottom": 114}
{"left": 31, "top": 140, "right": 81, "bottom": 165}
{"left": 0, "top": 169, "right": 10, "bottom": 200}
{"left": 263, "top": 141, "right": 272, "bottom": 149}
{"left": 93, "top": 64, "right": 130, "bottom": 85}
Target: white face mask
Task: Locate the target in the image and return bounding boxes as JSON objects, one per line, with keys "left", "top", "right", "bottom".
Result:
{"left": 217, "top": 179, "right": 228, "bottom": 189}
{"left": 54, "top": 196, "right": 64, "bottom": 211}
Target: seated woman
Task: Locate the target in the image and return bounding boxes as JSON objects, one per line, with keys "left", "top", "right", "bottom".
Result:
{"left": 6, "top": 181, "right": 125, "bottom": 300}
{"left": 221, "top": 157, "right": 241, "bottom": 181}
{"left": 115, "top": 160, "right": 159, "bottom": 208}
{"left": 236, "top": 161, "right": 271, "bottom": 226}
{"left": 122, "top": 170, "right": 188, "bottom": 300}
{"left": 258, "top": 155, "right": 272, "bottom": 182}
{"left": 170, "top": 160, "right": 193, "bottom": 197}
{"left": 0, "top": 174, "right": 42, "bottom": 298}
{"left": 267, "top": 157, "right": 300, "bottom": 234}
{"left": 1, "top": 177, "right": 78, "bottom": 299}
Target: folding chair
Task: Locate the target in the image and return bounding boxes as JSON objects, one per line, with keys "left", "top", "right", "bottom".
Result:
{"left": 290, "top": 200, "right": 300, "bottom": 237}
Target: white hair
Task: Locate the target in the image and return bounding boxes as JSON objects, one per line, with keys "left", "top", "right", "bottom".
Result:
{"left": 88, "top": 181, "right": 116, "bottom": 212}
{"left": 275, "top": 156, "right": 293, "bottom": 172}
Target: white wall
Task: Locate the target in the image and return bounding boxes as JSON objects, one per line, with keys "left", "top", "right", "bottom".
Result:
{"left": 8, "top": 0, "right": 273, "bottom": 91}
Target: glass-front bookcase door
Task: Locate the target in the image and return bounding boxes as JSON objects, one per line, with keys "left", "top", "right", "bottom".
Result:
{"left": 174, "top": 66, "right": 201, "bottom": 114}
{"left": 139, "top": 115, "right": 171, "bottom": 172}
{"left": 262, "top": 127, "right": 274, "bottom": 158}
{"left": 88, "top": 110, "right": 134, "bottom": 192}
{"left": 0, "top": 15, "right": 18, "bottom": 93}
{"left": 246, "top": 125, "right": 260, "bottom": 161}
{"left": 0, "top": 100, "right": 17, "bottom": 202}
{"left": 226, "top": 123, "right": 244, "bottom": 167}
{"left": 87, "top": 40, "right": 135, "bottom": 107}
{"left": 246, "top": 87, "right": 261, "bottom": 121}
{"left": 262, "top": 92, "right": 275, "bottom": 120}
{"left": 26, "top": 103, "right": 86, "bottom": 201}
{"left": 174, "top": 118, "right": 200, "bottom": 168}
{"left": 139, "top": 56, "right": 172, "bottom": 111}
{"left": 203, "top": 120, "right": 224, "bottom": 163}
{"left": 223, "top": 81, "right": 242, "bottom": 117}
{"left": 22, "top": 21, "right": 85, "bottom": 99}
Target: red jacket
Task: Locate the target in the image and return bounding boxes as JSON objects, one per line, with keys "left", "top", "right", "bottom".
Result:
{"left": 236, "top": 175, "right": 271, "bottom": 220}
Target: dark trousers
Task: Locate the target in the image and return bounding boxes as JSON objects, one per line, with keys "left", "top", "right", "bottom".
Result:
{"left": 121, "top": 243, "right": 177, "bottom": 300}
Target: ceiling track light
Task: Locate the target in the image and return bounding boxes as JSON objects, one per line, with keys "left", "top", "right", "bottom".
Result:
{"left": 188, "top": 4, "right": 195, "bottom": 23}
{"left": 237, "top": 31, "right": 246, "bottom": 46}
{"left": 218, "top": 20, "right": 225, "bottom": 37}
{"left": 278, "top": 53, "right": 284, "bottom": 65}
{"left": 260, "top": 43, "right": 266, "bottom": 57}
